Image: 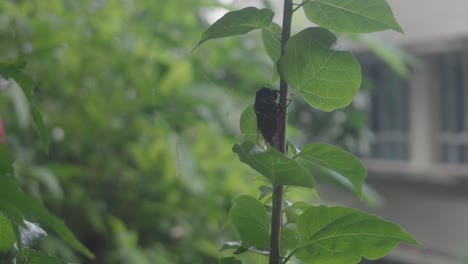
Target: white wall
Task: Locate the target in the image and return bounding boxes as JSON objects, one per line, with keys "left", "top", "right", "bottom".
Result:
{"left": 374, "top": 0, "right": 468, "bottom": 45}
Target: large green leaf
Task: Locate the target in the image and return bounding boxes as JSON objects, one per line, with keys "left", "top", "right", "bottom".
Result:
{"left": 229, "top": 195, "right": 270, "bottom": 249}
{"left": 296, "top": 206, "right": 422, "bottom": 264}
{"left": 232, "top": 142, "right": 315, "bottom": 188}
{"left": 295, "top": 143, "right": 366, "bottom": 198}
{"left": 279, "top": 27, "right": 361, "bottom": 111}
{"left": 194, "top": 7, "right": 274, "bottom": 50}
{"left": 302, "top": 0, "right": 403, "bottom": 33}
{"left": 0, "top": 60, "right": 49, "bottom": 152}
{"left": 239, "top": 105, "right": 257, "bottom": 142}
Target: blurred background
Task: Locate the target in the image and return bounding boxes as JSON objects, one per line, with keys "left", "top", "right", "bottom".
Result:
{"left": 0, "top": 0, "right": 467, "bottom": 263}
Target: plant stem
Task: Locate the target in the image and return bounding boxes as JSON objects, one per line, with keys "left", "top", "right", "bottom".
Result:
{"left": 269, "top": 0, "right": 293, "bottom": 263}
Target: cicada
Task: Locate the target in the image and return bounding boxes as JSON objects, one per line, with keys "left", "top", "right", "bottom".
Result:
{"left": 254, "top": 87, "right": 282, "bottom": 147}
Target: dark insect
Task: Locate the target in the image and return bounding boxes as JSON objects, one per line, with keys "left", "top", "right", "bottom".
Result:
{"left": 254, "top": 87, "right": 281, "bottom": 147}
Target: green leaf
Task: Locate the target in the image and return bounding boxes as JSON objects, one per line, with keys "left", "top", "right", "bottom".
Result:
{"left": 295, "top": 143, "right": 366, "bottom": 198}
{"left": 281, "top": 227, "right": 299, "bottom": 250}
{"left": 261, "top": 22, "right": 281, "bottom": 81}
{"left": 296, "top": 206, "right": 422, "bottom": 264}
{"left": 239, "top": 105, "right": 257, "bottom": 142}
{"left": 261, "top": 23, "right": 281, "bottom": 63}
{"left": 279, "top": 27, "right": 361, "bottom": 111}
{"left": 229, "top": 195, "right": 270, "bottom": 249}
{"left": 0, "top": 213, "right": 16, "bottom": 254}
{"left": 21, "top": 248, "right": 70, "bottom": 264}
{"left": 194, "top": 7, "right": 274, "bottom": 50}
{"left": 0, "top": 60, "right": 49, "bottom": 152}
{"left": 220, "top": 256, "right": 242, "bottom": 264}
{"left": 232, "top": 142, "right": 315, "bottom": 188}
{"left": 302, "top": 0, "right": 403, "bottom": 34}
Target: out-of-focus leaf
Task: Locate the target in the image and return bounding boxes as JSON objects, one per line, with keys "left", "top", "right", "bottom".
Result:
{"left": 0, "top": 145, "right": 14, "bottom": 177}
{"left": 0, "top": 213, "right": 16, "bottom": 254}
{"left": 194, "top": 7, "right": 274, "bottom": 50}
{"left": 348, "top": 34, "right": 416, "bottom": 77}
{"left": 302, "top": 0, "right": 403, "bottom": 33}
{"left": 232, "top": 142, "right": 314, "bottom": 188}
{"left": 0, "top": 60, "right": 49, "bottom": 152}
{"left": 219, "top": 256, "right": 242, "bottom": 264}
{"left": 295, "top": 143, "right": 366, "bottom": 199}
{"left": 279, "top": 27, "right": 361, "bottom": 112}
{"left": 229, "top": 195, "right": 270, "bottom": 249}
{"left": 239, "top": 105, "right": 257, "bottom": 142}
{"left": 21, "top": 248, "right": 70, "bottom": 264}
{"left": 296, "top": 205, "right": 422, "bottom": 264}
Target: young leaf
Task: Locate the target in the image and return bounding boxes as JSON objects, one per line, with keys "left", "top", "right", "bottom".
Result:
{"left": 232, "top": 142, "right": 315, "bottom": 188}
{"left": 302, "top": 0, "right": 403, "bottom": 34}
{"left": 194, "top": 7, "right": 274, "bottom": 50}
{"left": 239, "top": 105, "right": 257, "bottom": 142}
{"left": 279, "top": 27, "right": 361, "bottom": 112}
{"left": 295, "top": 143, "right": 366, "bottom": 198}
{"left": 296, "top": 206, "right": 422, "bottom": 264}
{"left": 229, "top": 195, "right": 270, "bottom": 249}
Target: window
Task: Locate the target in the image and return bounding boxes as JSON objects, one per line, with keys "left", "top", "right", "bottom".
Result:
{"left": 362, "top": 61, "right": 410, "bottom": 160}
{"left": 438, "top": 51, "right": 468, "bottom": 163}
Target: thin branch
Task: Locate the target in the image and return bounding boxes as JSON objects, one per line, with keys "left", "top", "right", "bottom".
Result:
{"left": 269, "top": 0, "right": 293, "bottom": 263}
{"left": 281, "top": 248, "right": 301, "bottom": 264}
{"left": 293, "top": 2, "right": 305, "bottom": 13}
{"left": 293, "top": 1, "right": 308, "bottom": 12}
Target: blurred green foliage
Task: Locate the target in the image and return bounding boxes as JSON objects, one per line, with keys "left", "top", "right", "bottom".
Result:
{"left": 0, "top": 0, "right": 274, "bottom": 263}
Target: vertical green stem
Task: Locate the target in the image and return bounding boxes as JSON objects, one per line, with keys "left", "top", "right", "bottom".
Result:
{"left": 269, "top": 0, "right": 292, "bottom": 263}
